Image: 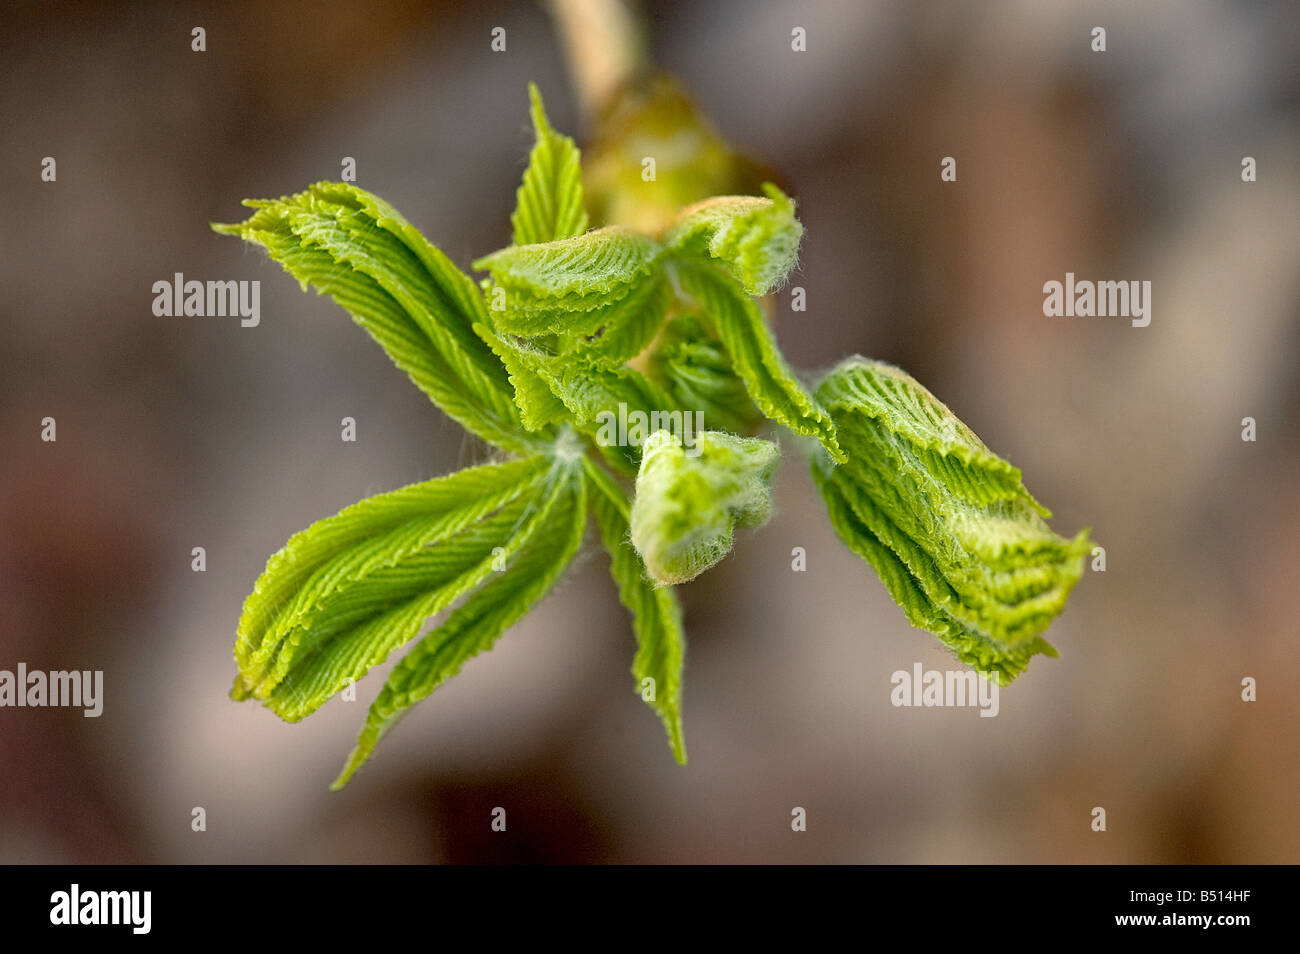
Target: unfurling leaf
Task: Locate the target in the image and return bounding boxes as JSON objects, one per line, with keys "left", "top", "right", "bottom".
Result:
{"left": 474, "top": 327, "right": 571, "bottom": 432}
{"left": 232, "top": 457, "right": 554, "bottom": 719}
{"left": 630, "top": 429, "right": 779, "bottom": 585}
{"left": 647, "top": 313, "right": 762, "bottom": 435}
{"left": 473, "top": 226, "right": 663, "bottom": 337}
{"left": 563, "top": 274, "right": 672, "bottom": 365}
{"left": 664, "top": 184, "right": 803, "bottom": 296}
{"left": 476, "top": 324, "right": 679, "bottom": 473}
{"left": 811, "top": 357, "right": 1089, "bottom": 683}
{"left": 677, "top": 260, "right": 843, "bottom": 462}
{"left": 333, "top": 462, "right": 587, "bottom": 788}
{"left": 212, "top": 183, "right": 530, "bottom": 451}
{"left": 511, "top": 83, "right": 589, "bottom": 246}
{"left": 585, "top": 459, "right": 687, "bottom": 763}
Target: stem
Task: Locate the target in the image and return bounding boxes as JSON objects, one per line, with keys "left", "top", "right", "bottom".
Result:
{"left": 545, "top": 0, "right": 648, "bottom": 122}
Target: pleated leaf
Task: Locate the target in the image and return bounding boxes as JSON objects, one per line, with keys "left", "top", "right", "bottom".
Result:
{"left": 585, "top": 459, "right": 687, "bottom": 763}
{"left": 473, "top": 328, "right": 570, "bottom": 432}
{"left": 213, "top": 183, "right": 530, "bottom": 451}
{"left": 511, "top": 83, "right": 589, "bottom": 247}
{"left": 664, "top": 183, "right": 803, "bottom": 296}
{"left": 473, "top": 226, "right": 663, "bottom": 337}
{"left": 477, "top": 324, "right": 680, "bottom": 473}
{"left": 647, "top": 313, "right": 762, "bottom": 435}
{"left": 332, "top": 464, "right": 587, "bottom": 788}
{"left": 630, "top": 429, "right": 779, "bottom": 585}
{"left": 812, "top": 357, "right": 1089, "bottom": 682}
{"left": 677, "top": 260, "right": 843, "bottom": 462}
{"left": 233, "top": 456, "right": 552, "bottom": 718}
{"left": 562, "top": 273, "right": 672, "bottom": 365}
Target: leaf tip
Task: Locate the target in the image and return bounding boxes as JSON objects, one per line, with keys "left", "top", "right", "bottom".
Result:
{"left": 527, "top": 81, "right": 551, "bottom": 136}
{"left": 230, "top": 674, "right": 253, "bottom": 701}
{"left": 671, "top": 731, "right": 688, "bottom": 765}
{"left": 760, "top": 181, "right": 792, "bottom": 208}
{"left": 330, "top": 745, "right": 368, "bottom": 791}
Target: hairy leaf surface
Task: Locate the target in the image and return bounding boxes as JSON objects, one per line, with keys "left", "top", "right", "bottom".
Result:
{"left": 647, "top": 313, "right": 762, "bottom": 435}
{"left": 213, "top": 183, "right": 529, "bottom": 450}
{"left": 512, "top": 83, "right": 589, "bottom": 246}
{"left": 473, "top": 227, "right": 663, "bottom": 337}
{"left": 664, "top": 183, "right": 803, "bottom": 295}
{"left": 677, "top": 261, "right": 843, "bottom": 461}
{"left": 812, "top": 357, "right": 1089, "bottom": 682}
{"left": 631, "top": 429, "right": 779, "bottom": 585}
{"left": 332, "top": 464, "right": 587, "bottom": 788}
{"left": 233, "top": 457, "right": 551, "bottom": 715}
{"left": 477, "top": 324, "right": 679, "bottom": 473}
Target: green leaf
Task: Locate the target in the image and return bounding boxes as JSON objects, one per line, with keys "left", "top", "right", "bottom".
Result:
{"left": 475, "top": 328, "right": 571, "bottom": 432}
{"left": 812, "top": 357, "right": 1089, "bottom": 683}
{"left": 562, "top": 273, "right": 672, "bottom": 365}
{"left": 473, "top": 226, "right": 663, "bottom": 337}
{"left": 511, "top": 83, "right": 589, "bottom": 247}
{"left": 476, "top": 324, "right": 681, "bottom": 474}
{"left": 677, "top": 260, "right": 843, "bottom": 462}
{"left": 664, "top": 183, "right": 803, "bottom": 296}
{"left": 213, "top": 182, "right": 532, "bottom": 451}
{"left": 233, "top": 456, "right": 552, "bottom": 717}
{"left": 630, "top": 429, "right": 779, "bottom": 585}
{"left": 332, "top": 463, "right": 587, "bottom": 789}
{"left": 536, "top": 355, "right": 677, "bottom": 439}
{"left": 818, "top": 357, "right": 1050, "bottom": 514}
{"left": 647, "top": 313, "right": 762, "bottom": 435}
{"left": 584, "top": 459, "right": 687, "bottom": 763}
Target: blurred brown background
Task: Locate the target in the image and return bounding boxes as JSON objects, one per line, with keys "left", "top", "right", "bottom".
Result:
{"left": 1, "top": 0, "right": 1297, "bottom": 863}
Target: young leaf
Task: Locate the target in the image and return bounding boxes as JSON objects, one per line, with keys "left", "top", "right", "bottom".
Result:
{"left": 814, "top": 471, "right": 1049, "bottom": 680}
{"left": 812, "top": 357, "right": 1089, "bottom": 682}
{"left": 630, "top": 429, "right": 779, "bottom": 585}
{"left": 512, "top": 83, "right": 589, "bottom": 247}
{"left": 584, "top": 458, "right": 687, "bottom": 763}
{"left": 677, "top": 260, "right": 843, "bottom": 461}
{"left": 647, "top": 313, "right": 762, "bottom": 435}
{"left": 332, "top": 464, "right": 588, "bottom": 789}
{"left": 234, "top": 457, "right": 546, "bottom": 672}
{"left": 664, "top": 183, "right": 803, "bottom": 296}
{"left": 213, "top": 183, "right": 532, "bottom": 452}
{"left": 265, "top": 493, "right": 553, "bottom": 720}
{"left": 476, "top": 324, "right": 680, "bottom": 473}
{"left": 562, "top": 272, "right": 672, "bottom": 365}
{"left": 474, "top": 328, "right": 571, "bottom": 432}
{"left": 473, "top": 226, "right": 663, "bottom": 337}
{"left": 233, "top": 457, "right": 554, "bottom": 716}
{"left": 817, "top": 357, "right": 1049, "bottom": 514}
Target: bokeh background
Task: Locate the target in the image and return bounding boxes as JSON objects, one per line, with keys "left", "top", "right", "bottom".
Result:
{"left": 2, "top": 0, "right": 1297, "bottom": 863}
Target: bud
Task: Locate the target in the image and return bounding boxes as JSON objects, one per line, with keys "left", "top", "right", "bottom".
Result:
{"left": 663, "top": 184, "right": 803, "bottom": 296}
{"left": 812, "top": 357, "right": 1089, "bottom": 682}
{"left": 631, "top": 430, "right": 779, "bottom": 585}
